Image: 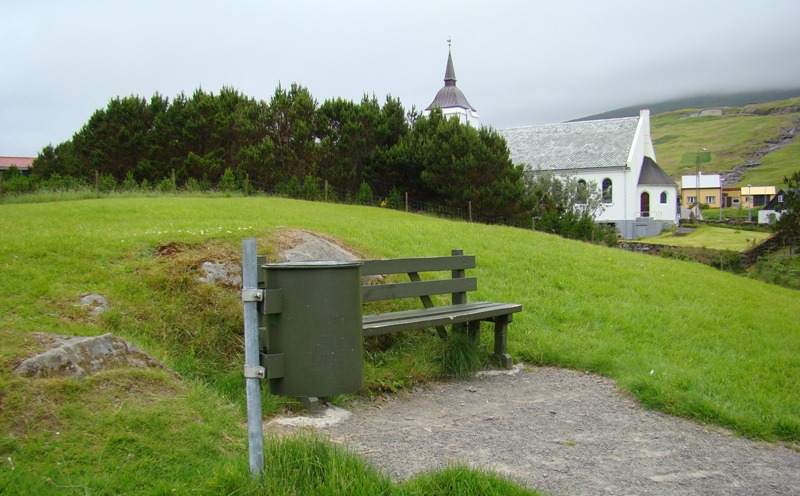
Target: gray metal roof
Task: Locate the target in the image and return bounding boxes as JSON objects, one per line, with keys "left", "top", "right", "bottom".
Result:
{"left": 497, "top": 117, "right": 639, "bottom": 170}
{"left": 426, "top": 50, "right": 477, "bottom": 112}
{"left": 638, "top": 156, "right": 677, "bottom": 187}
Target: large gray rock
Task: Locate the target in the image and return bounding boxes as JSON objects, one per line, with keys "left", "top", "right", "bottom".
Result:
{"left": 276, "top": 230, "right": 383, "bottom": 284}
{"left": 15, "top": 332, "right": 166, "bottom": 379}
{"left": 278, "top": 231, "right": 362, "bottom": 263}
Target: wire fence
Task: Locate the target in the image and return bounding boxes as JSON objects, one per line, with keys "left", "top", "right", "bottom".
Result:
{"left": 0, "top": 170, "right": 515, "bottom": 227}
{"left": 247, "top": 177, "right": 513, "bottom": 226}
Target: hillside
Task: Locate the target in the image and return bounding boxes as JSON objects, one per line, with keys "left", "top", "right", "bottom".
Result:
{"left": 1, "top": 196, "right": 798, "bottom": 493}
{"left": 649, "top": 97, "right": 800, "bottom": 187}
{"left": 574, "top": 88, "right": 800, "bottom": 121}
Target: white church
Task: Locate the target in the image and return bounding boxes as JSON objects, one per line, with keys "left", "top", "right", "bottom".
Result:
{"left": 424, "top": 48, "right": 679, "bottom": 239}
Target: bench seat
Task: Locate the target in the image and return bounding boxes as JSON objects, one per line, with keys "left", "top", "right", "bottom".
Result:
{"left": 363, "top": 301, "right": 522, "bottom": 336}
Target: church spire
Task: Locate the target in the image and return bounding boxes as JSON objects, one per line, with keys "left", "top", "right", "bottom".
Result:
{"left": 424, "top": 39, "right": 479, "bottom": 126}
{"left": 444, "top": 37, "right": 456, "bottom": 85}
{"left": 444, "top": 49, "right": 456, "bottom": 86}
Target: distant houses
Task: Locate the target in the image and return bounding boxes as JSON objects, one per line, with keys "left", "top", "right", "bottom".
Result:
{"left": 678, "top": 172, "right": 777, "bottom": 221}
{"left": 0, "top": 157, "right": 34, "bottom": 175}
{"left": 680, "top": 173, "right": 722, "bottom": 210}
{"left": 737, "top": 185, "right": 776, "bottom": 209}
{"left": 758, "top": 189, "right": 792, "bottom": 224}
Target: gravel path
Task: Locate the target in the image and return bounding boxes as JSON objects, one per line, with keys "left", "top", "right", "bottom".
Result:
{"left": 313, "top": 366, "right": 799, "bottom": 496}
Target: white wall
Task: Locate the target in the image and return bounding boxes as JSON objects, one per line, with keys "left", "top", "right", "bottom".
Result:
{"left": 637, "top": 186, "right": 678, "bottom": 222}
{"left": 571, "top": 169, "right": 629, "bottom": 223}
{"left": 439, "top": 106, "right": 480, "bottom": 127}
{"left": 758, "top": 209, "right": 782, "bottom": 224}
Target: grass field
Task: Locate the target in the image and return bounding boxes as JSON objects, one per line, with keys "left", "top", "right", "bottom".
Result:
{"left": 1, "top": 195, "right": 798, "bottom": 493}
{"left": 642, "top": 225, "right": 772, "bottom": 250}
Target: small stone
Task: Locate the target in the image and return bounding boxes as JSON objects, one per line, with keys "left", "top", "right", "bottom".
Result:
{"left": 197, "top": 261, "right": 241, "bottom": 286}
{"left": 78, "top": 294, "right": 110, "bottom": 316}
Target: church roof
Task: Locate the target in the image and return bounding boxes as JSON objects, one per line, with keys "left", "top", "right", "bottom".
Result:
{"left": 425, "top": 50, "right": 477, "bottom": 112}
{"left": 497, "top": 117, "right": 639, "bottom": 170}
{"left": 638, "top": 156, "right": 677, "bottom": 187}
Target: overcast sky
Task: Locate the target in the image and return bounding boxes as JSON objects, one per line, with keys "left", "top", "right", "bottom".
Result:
{"left": 3, "top": 0, "right": 799, "bottom": 157}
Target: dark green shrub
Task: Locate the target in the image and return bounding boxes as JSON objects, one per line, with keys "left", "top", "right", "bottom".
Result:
{"left": 356, "top": 181, "right": 374, "bottom": 205}
{"left": 300, "top": 175, "right": 321, "bottom": 200}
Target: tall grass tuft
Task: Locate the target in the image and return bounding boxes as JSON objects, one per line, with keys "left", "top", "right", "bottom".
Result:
{"left": 206, "top": 436, "right": 545, "bottom": 496}
{"left": 438, "top": 330, "right": 481, "bottom": 379}
{"left": 399, "top": 463, "right": 543, "bottom": 495}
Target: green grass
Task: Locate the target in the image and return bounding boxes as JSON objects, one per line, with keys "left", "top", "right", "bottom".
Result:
{"left": 1, "top": 196, "right": 799, "bottom": 493}
{"left": 744, "top": 137, "right": 800, "bottom": 187}
{"left": 750, "top": 248, "right": 800, "bottom": 290}
{"left": 642, "top": 225, "right": 773, "bottom": 250}
{"left": 208, "top": 434, "right": 542, "bottom": 495}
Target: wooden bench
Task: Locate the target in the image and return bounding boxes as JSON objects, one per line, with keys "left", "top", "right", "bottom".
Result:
{"left": 361, "top": 250, "right": 522, "bottom": 368}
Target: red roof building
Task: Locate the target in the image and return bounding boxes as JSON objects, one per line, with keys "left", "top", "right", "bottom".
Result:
{"left": 0, "top": 156, "right": 35, "bottom": 175}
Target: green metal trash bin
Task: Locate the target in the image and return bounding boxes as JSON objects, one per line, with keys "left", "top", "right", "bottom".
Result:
{"left": 262, "top": 261, "right": 364, "bottom": 398}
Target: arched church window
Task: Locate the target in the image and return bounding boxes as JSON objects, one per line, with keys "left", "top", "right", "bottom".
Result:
{"left": 660, "top": 191, "right": 668, "bottom": 204}
{"left": 576, "top": 179, "right": 588, "bottom": 204}
{"left": 602, "top": 178, "right": 613, "bottom": 203}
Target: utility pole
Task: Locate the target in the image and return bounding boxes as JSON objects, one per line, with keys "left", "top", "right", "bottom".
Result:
{"left": 694, "top": 148, "right": 707, "bottom": 215}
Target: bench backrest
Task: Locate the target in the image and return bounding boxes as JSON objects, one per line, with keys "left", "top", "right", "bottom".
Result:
{"left": 361, "top": 250, "right": 475, "bottom": 306}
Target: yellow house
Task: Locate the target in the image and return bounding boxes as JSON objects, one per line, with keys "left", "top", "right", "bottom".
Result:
{"left": 723, "top": 187, "right": 741, "bottom": 208}
{"left": 739, "top": 185, "right": 776, "bottom": 209}
{"left": 680, "top": 173, "right": 722, "bottom": 208}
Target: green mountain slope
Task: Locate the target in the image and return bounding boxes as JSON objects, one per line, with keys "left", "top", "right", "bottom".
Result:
{"left": 650, "top": 97, "right": 800, "bottom": 187}
{"left": 575, "top": 88, "right": 800, "bottom": 121}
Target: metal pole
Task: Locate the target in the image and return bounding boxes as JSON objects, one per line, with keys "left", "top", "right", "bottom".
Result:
{"left": 695, "top": 151, "right": 700, "bottom": 213}
{"left": 242, "top": 238, "right": 264, "bottom": 477}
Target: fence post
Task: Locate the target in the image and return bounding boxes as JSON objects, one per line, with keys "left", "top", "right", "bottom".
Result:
{"left": 405, "top": 192, "right": 409, "bottom": 212}
{"left": 325, "top": 180, "right": 329, "bottom": 202}
{"left": 468, "top": 201, "right": 472, "bottom": 223}
{"left": 242, "top": 238, "right": 264, "bottom": 477}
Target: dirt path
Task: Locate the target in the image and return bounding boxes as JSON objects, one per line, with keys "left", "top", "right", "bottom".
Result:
{"left": 306, "top": 366, "right": 799, "bottom": 496}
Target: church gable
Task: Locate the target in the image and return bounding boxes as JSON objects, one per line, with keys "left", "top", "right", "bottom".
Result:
{"left": 638, "top": 156, "right": 676, "bottom": 187}
{"left": 498, "top": 117, "right": 639, "bottom": 171}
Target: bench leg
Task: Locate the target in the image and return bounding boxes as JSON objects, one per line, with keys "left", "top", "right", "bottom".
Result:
{"left": 492, "top": 316, "right": 513, "bottom": 369}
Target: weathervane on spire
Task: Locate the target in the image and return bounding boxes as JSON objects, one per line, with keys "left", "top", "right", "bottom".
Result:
{"left": 447, "top": 36, "right": 451, "bottom": 48}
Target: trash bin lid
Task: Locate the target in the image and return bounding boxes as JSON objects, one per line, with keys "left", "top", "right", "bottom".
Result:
{"left": 262, "top": 260, "right": 363, "bottom": 270}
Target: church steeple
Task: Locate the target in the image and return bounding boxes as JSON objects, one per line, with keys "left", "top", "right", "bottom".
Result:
{"left": 424, "top": 40, "right": 480, "bottom": 126}
{"left": 444, "top": 50, "right": 456, "bottom": 86}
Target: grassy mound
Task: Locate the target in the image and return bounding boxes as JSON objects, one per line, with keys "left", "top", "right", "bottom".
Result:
{"left": 1, "top": 196, "right": 798, "bottom": 493}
